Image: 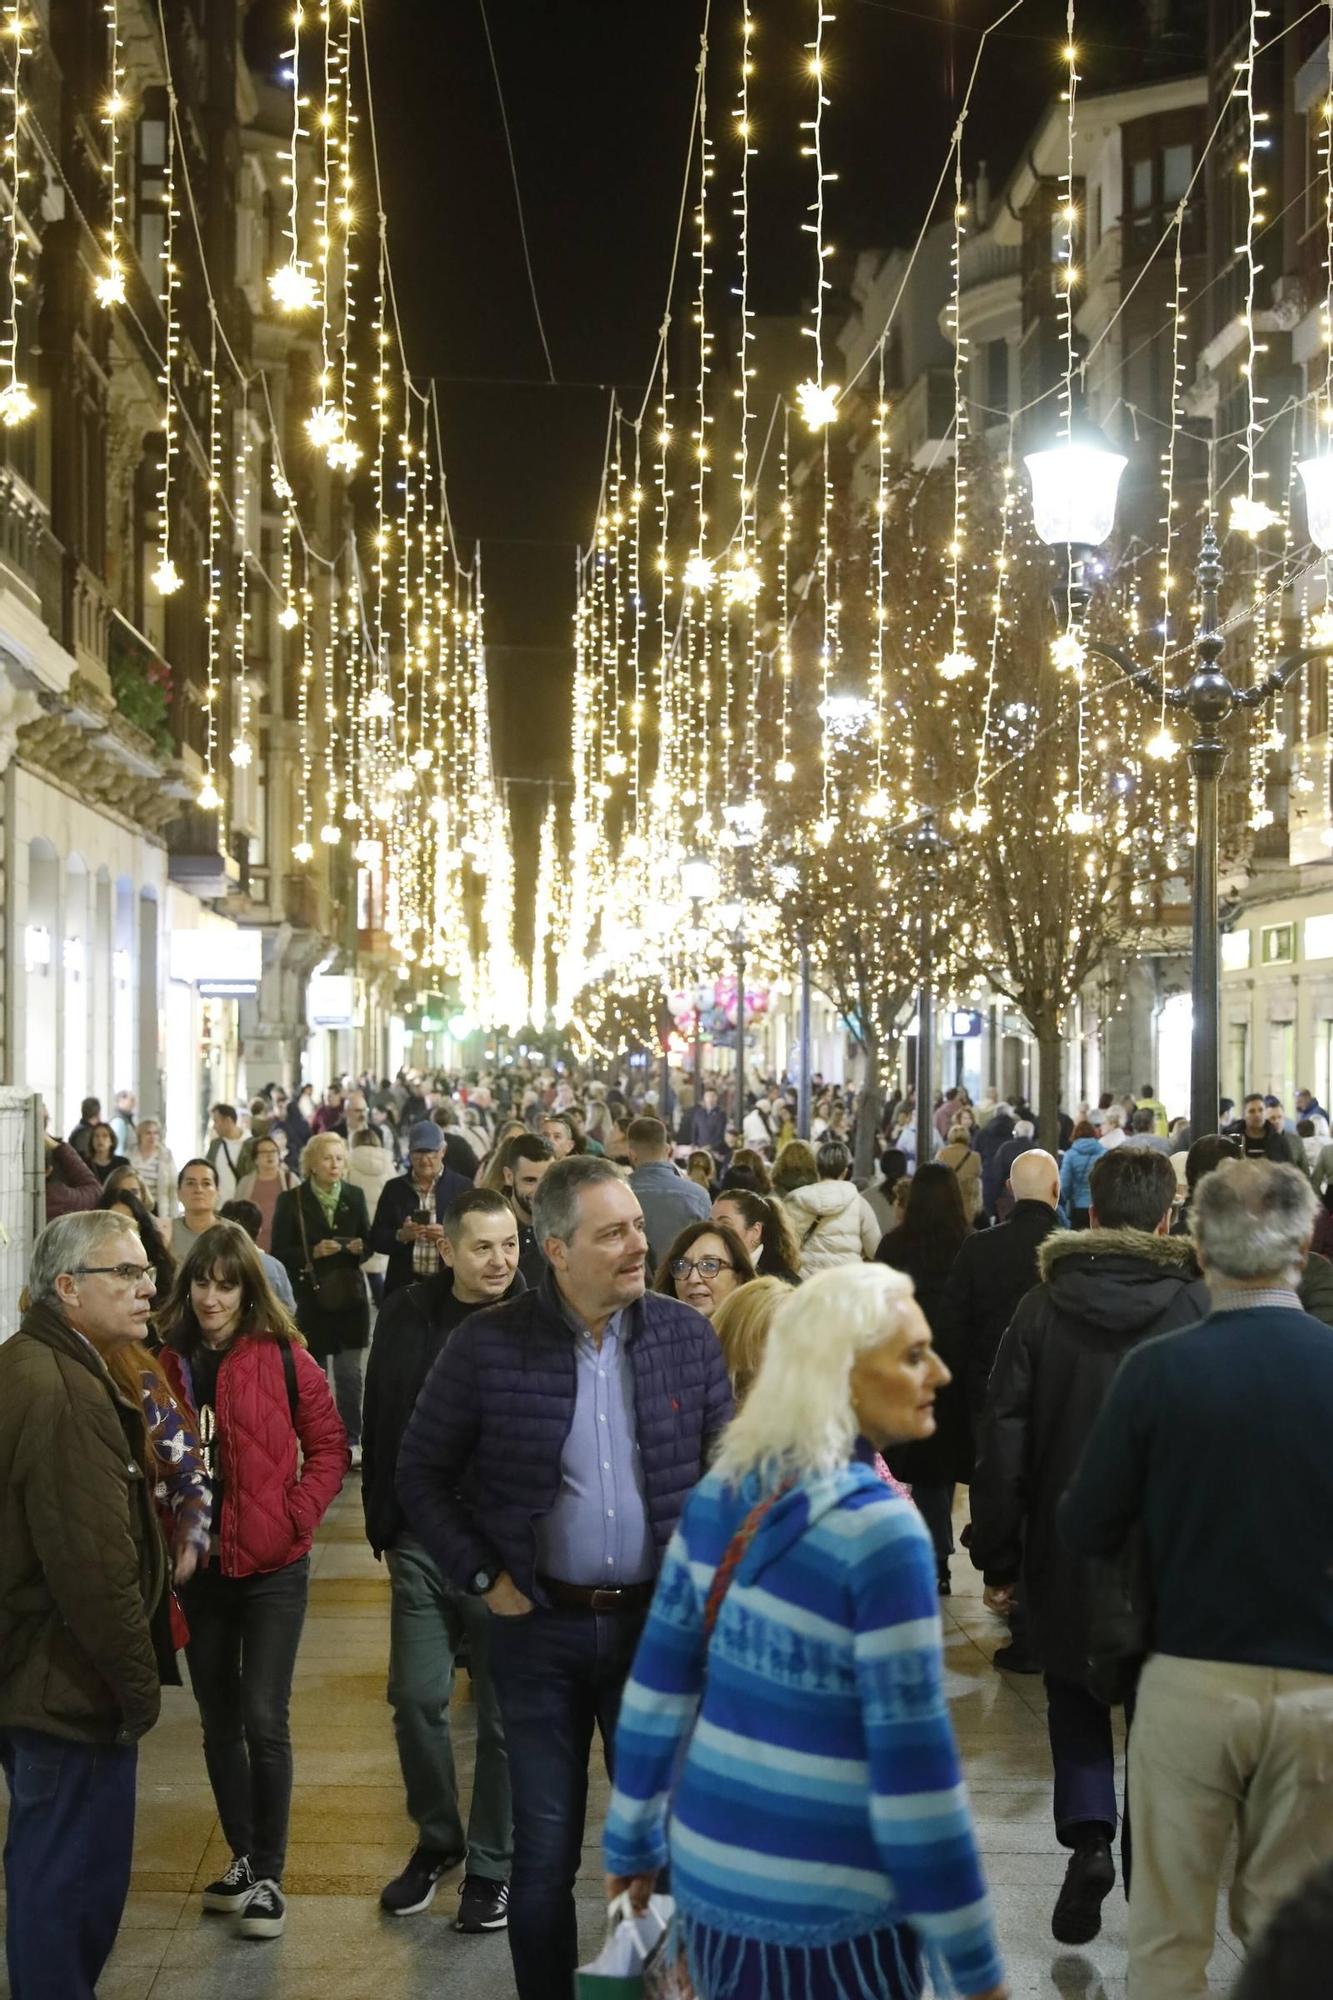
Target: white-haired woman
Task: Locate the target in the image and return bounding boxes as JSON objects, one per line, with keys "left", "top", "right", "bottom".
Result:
{"left": 604, "top": 1265, "right": 1007, "bottom": 2000}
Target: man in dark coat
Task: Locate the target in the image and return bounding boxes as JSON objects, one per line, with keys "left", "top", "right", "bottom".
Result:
{"left": 970, "top": 1146, "right": 1209, "bottom": 1950}
{"left": 397, "top": 1156, "right": 732, "bottom": 2000}
{"left": 369, "top": 1121, "right": 472, "bottom": 1298}
{"left": 977, "top": 1109, "right": 1016, "bottom": 1218}
{"left": 363, "top": 1190, "right": 525, "bottom": 1932}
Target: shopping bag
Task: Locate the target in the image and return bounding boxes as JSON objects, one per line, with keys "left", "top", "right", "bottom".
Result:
{"left": 576, "top": 1894, "right": 674, "bottom": 1999}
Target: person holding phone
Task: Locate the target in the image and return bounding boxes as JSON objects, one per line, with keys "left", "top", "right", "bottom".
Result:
{"left": 368, "top": 1121, "right": 472, "bottom": 1299}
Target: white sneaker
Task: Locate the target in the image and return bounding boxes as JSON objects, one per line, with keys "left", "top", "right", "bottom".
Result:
{"left": 238, "top": 1877, "right": 286, "bottom": 1938}
{"left": 349, "top": 1443, "right": 363, "bottom": 1469}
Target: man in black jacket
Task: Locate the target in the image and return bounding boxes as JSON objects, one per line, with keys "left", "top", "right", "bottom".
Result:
{"left": 941, "top": 1146, "right": 1061, "bottom": 1670}
{"left": 970, "top": 1147, "right": 1210, "bottom": 1950}
{"left": 368, "top": 1120, "right": 472, "bottom": 1298}
{"left": 362, "top": 1189, "right": 523, "bottom": 1934}
{"left": 500, "top": 1133, "right": 554, "bottom": 1287}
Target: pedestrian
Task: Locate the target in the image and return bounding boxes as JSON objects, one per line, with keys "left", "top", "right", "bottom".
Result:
{"left": 977, "top": 1108, "right": 1015, "bottom": 1218}
{"left": 710, "top": 1187, "right": 802, "bottom": 1284}
{"left": 708, "top": 1272, "right": 789, "bottom": 1399}
{"left": 0, "top": 1213, "right": 167, "bottom": 1998}
{"left": 43, "top": 1124, "right": 102, "bottom": 1221}
{"left": 1059, "top": 1120, "right": 1106, "bottom": 1227}
{"left": 68, "top": 1095, "right": 102, "bottom": 1159}
{"left": 396, "top": 1155, "right": 732, "bottom": 2000}
{"left": 654, "top": 1218, "right": 756, "bottom": 1320}
{"left": 718, "top": 1145, "right": 773, "bottom": 1196}
{"left": 98, "top": 1184, "right": 177, "bottom": 1300}
{"left": 172, "top": 1157, "right": 222, "bottom": 1260}
{"left": 219, "top": 1200, "right": 298, "bottom": 1313}
{"left": 127, "top": 1115, "right": 178, "bottom": 1221}
{"left": 235, "top": 1132, "right": 300, "bottom": 1252}
{"left": 781, "top": 1138, "right": 881, "bottom": 1273}
{"left": 627, "top": 1114, "right": 710, "bottom": 1268}
{"left": 206, "top": 1104, "right": 245, "bottom": 1203}
{"left": 680, "top": 1085, "right": 727, "bottom": 1153}
{"left": 160, "top": 1223, "right": 345, "bottom": 1942}
{"left": 110, "top": 1088, "right": 138, "bottom": 1154}
{"left": 87, "top": 1120, "right": 130, "bottom": 1185}
{"left": 876, "top": 1161, "right": 972, "bottom": 1591}
{"left": 1231, "top": 1092, "right": 1309, "bottom": 1173}
{"left": 1061, "top": 1161, "right": 1333, "bottom": 1999}
{"left": 970, "top": 1147, "right": 1209, "bottom": 1948}
{"left": 1135, "top": 1083, "right": 1169, "bottom": 1136}
{"left": 492, "top": 1132, "right": 555, "bottom": 1286}
{"left": 363, "top": 1190, "right": 524, "bottom": 1929}
{"left": 603, "top": 1264, "right": 1008, "bottom": 2000}
{"left": 272, "top": 1133, "right": 372, "bottom": 1459}
{"left": 686, "top": 1148, "right": 719, "bottom": 1197}
{"left": 939, "top": 1119, "right": 983, "bottom": 1224}
{"left": 742, "top": 1091, "right": 778, "bottom": 1154}
{"left": 368, "top": 1120, "right": 473, "bottom": 1299}
{"left": 310, "top": 1085, "right": 347, "bottom": 1137}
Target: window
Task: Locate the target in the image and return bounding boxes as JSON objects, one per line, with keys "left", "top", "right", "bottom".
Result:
{"left": 1131, "top": 158, "right": 1153, "bottom": 216}
{"left": 1261, "top": 923, "right": 1296, "bottom": 966}
{"left": 136, "top": 102, "right": 168, "bottom": 297}
{"left": 1163, "top": 143, "right": 1193, "bottom": 205}
{"left": 1222, "top": 928, "right": 1252, "bottom": 970}
{"left": 1306, "top": 913, "right": 1333, "bottom": 961}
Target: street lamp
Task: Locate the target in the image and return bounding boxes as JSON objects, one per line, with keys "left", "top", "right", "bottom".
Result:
{"left": 680, "top": 852, "right": 720, "bottom": 1115}
{"left": 893, "top": 808, "right": 952, "bottom": 1169}
{"left": 1026, "top": 427, "right": 1333, "bottom": 1138}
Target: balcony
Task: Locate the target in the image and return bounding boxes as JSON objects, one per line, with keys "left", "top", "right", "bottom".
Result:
{"left": 959, "top": 239, "right": 1021, "bottom": 292}
{"left": 108, "top": 613, "right": 175, "bottom": 759}
{"left": 0, "top": 468, "right": 62, "bottom": 636}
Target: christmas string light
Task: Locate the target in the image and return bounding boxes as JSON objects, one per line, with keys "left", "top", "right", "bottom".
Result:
{"left": 628, "top": 421, "right": 645, "bottom": 824}
{"left": 937, "top": 134, "right": 974, "bottom": 683}
{"left": 730, "top": 0, "right": 761, "bottom": 804}
{"left": 197, "top": 322, "right": 224, "bottom": 812}
{"left": 150, "top": 90, "right": 181, "bottom": 592}
{"left": 775, "top": 403, "right": 794, "bottom": 785}
{"left": 230, "top": 383, "right": 255, "bottom": 773}
{"left": 797, "top": 5, "right": 837, "bottom": 428}
{"left": 305, "top": 2, "right": 351, "bottom": 462}
{"left": 966, "top": 425, "right": 1018, "bottom": 830}
{"left": 1147, "top": 206, "right": 1188, "bottom": 764}
{"left": 293, "top": 561, "right": 316, "bottom": 862}
{"left": 688, "top": 16, "right": 715, "bottom": 825}
{"left": 269, "top": 2, "right": 318, "bottom": 312}
{"left": 331, "top": 0, "right": 361, "bottom": 472}
{"left": 863, "top": 341, "right": 889, "bottom": 818}
{"left": 0, "top": 3, "right": 32, "bottom": 426}
{"left": 1057, "top": 9, "right": 1092, "bottom": 833}
{"left": 93, "top": 1, "right": 128, "bottom": 307}
{"left": 1231, "top": 0, "right": 1276, "bottom": 538}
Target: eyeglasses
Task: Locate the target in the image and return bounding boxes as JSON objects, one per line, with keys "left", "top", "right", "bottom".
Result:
{"left": 670, "top": 1255, "right": 734, "bottom": 1280}
{"left": 75, "top": 1263, "right": 157, "bottom": 1286}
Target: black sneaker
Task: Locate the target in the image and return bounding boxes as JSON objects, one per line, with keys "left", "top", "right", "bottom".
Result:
{"left": 992, "top": 1643, "right": 1043, "bottom": 1675}
{"left": 380, "top": 1846, "right": 464, "bottom": 1917}
{"left": 202, "top": 1855, "right": 255, "bottom": 1913}
{"left": 455, "top": 1875, "right": 509, "bottom": 1933}
{"left": 1052, "top": 1832, "right": 1115, "bottom": 1945}
{"left": 237, "top": 1878, "right": 286, "bottom": 1939}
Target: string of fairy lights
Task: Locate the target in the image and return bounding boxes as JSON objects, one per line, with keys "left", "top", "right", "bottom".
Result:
{"left": 6, "top": 1, "right": 1333, "bottom": 1046}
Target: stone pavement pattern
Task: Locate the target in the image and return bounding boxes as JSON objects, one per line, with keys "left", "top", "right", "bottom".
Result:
{"left": 0, "top": 1487, "right": 1244, "bottom": 1999}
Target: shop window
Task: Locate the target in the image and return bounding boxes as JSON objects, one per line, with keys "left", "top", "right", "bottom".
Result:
{"left": 1261, "top": 923, "right": 1295, "bottom": 966}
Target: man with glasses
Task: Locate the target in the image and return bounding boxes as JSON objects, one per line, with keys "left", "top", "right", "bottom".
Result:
{"left": 0, "top": 1212, "right": 166, "bottom": 1998}
{"left": 398, "top": 1156, "right": 732, "bottom": 2000}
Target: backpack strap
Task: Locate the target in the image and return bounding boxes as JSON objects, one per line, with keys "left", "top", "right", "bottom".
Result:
{"left": 280, "top": 1341, "right": 299, "bottom": 1426}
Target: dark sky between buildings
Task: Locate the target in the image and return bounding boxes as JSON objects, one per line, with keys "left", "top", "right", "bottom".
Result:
{"left": 247, "top": 0, "right": 1202, "bottom": 805}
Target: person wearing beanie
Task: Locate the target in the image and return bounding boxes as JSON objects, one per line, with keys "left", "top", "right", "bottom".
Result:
{"left": 368, "top": 1121, "right": 473, "bottom": 1299}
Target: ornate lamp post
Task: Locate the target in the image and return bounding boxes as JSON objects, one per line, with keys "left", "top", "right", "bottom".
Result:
{"left": 1026, "top": 433, "right": 1333, "bottom": 1139}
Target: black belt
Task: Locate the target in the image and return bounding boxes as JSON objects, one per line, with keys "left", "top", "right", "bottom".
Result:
{"left": 538, "top": 1575, "right": 654, "bottom": 1615}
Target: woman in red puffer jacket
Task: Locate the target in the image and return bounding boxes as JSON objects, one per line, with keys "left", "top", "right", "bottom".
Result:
{"left": 159, "top": 1221, "right": 346, "bottom": 1943}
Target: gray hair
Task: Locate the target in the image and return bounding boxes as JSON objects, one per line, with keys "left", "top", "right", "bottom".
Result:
{"left": 29, "top": 1212, "right": 138, "bottom": 1306}
{"left": 1102, "top": 1106, "right": 1123, "bottom": 1130}
{"left": 1190, "top": 1160, "right": 1317, "bottom": 1287}
{"left": 531, "top": 1154, "right": 627, "bottom": 1247}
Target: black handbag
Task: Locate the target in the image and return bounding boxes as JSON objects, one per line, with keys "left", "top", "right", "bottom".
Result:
{"left": 296, "top": 1189, "right": 365, "bottom": 1315}
{"left": 1085, "top": 1518, "right": 1153, "bottom": 1707}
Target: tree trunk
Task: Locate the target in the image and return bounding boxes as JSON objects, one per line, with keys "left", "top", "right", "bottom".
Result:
{"left": 854, "top": 1034, "right": 883, "bottom": 1180}
{"left": 1036, "top": 1023, "right": 1063, "bottom": 1153}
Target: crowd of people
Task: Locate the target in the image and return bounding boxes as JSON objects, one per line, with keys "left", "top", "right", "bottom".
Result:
{"left": 4, "top": 1056, "right": 1333, "bottom": 2000}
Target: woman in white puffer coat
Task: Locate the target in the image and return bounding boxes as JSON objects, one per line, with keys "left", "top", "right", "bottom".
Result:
{"left": 778, "top": 1138, "right": 883, "bottom": 1274}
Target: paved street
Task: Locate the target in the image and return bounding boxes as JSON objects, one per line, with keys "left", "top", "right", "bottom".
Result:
{"left": 0, "top": 1483, "right": 1244, "bottom": 2000}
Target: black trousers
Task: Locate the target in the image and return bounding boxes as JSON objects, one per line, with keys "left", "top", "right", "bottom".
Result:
{"left": 181, "top": 1555, "right": 310, "bottom": 1883}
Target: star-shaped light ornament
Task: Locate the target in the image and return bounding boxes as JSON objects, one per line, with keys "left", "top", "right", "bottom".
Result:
{"left": 151, "top": 556, "right": 183, "bottom": 596}
{"left": 0, "top": 380, "right": 35, "bottom": 426}
{"left": 937, "top": 649, "right": 977, "bottom": 682}
{"left": 1229, "top": 495, "right": 1280, "bottom": 538}
{"left": 1065, "top": 806, "right": 1096, "bottom": 835}
{"left": 268, "top": 263, "right": 319, "bottom": 314}
{"left": 724, "top": 560, "right": 762, "bottom": 607}
{"left": 796, "top": 379, "right": 840, "bottom": 430}
{"left": 93, "top": 261, "right": 126, "bottom": 307}
{"left": 197, "top": 780, "right": 221, "bottom": 812}
{"left": 1146, "top": 727, "right": 1179, "bottom": 763}
{"left": 683, "top": 554, "right": 715, "bottom": 595}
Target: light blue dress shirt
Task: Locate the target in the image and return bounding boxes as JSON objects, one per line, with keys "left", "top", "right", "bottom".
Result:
{"left": 534, "top": 1304, "right": 655, "bottom": 1586}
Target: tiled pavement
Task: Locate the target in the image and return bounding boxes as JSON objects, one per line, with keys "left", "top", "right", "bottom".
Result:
{"left": 0, "top": 1486, "right": 1243, "bottom": 1999}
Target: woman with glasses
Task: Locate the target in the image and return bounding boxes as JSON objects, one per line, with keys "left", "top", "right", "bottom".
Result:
{"left": 654, "top": 1219, "right": 756, "bottom": 1321}
{"left": 159, "top": 1223, "right": 346, "bottom": 1943}
{"left": 127, "top": 1117, "right": 178, "bottom": 1222}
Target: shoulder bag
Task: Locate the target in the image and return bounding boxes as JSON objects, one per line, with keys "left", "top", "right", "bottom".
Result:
{"left": 295, "top": 1188, "right": 365, "bottom": 1315}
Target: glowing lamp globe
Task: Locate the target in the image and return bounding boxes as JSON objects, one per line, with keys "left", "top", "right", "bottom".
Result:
{"left": 681, "top": 853, "right": 719, "bottom": 903}
{"left": 1024, "top": 434, "right": 1127, "bottom": 549}
{"left": 1298, "top": 454, "right": 1333, "bottom": 555}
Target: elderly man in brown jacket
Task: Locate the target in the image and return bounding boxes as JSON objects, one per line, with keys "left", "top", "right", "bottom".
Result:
{"left": 0, "top": 1210, "right": 167, "bottom": 1999}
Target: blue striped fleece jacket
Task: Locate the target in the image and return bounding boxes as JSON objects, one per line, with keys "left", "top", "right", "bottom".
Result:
{"left": 604, "top": 1459, "right": 1004, "bottom": 1999}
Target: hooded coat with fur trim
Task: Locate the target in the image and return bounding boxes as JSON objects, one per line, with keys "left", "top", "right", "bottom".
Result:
{"left": 968, "top": 1226, "right": 1210, "bottom": 1687}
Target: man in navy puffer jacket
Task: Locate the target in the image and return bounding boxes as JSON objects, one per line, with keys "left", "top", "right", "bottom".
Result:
{"left": 397, "top": 1155, "right": 732, "bottom": 2000}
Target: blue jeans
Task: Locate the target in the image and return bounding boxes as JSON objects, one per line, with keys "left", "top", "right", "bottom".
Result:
{"left": 181, "top": 1555, "right": 310, "bottom": 1882}
{"left": 0, "top": 1726, "right": 138, "bottom": 1998}
{"left": 1046, "top": 1672, "right": 1136, "bottom": 1882}
{"left": 487, "top": 1606, "right": 644, "bottom": 2000}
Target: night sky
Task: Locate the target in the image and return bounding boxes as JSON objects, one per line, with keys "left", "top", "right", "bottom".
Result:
{"left": 249, "top": 0, "right": 1190, "bottom": 802}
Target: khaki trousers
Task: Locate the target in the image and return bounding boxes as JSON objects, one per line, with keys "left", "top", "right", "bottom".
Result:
{"left": 1127, "top": 1652, "right": 1333, "bottom": 1999}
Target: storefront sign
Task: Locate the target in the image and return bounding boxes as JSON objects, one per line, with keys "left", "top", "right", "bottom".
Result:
{"left": 307, "top": 972, "right": 357, "bottom": 1028}
{"left": 169, "top": 928, "right": 262, "bottom": 997}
